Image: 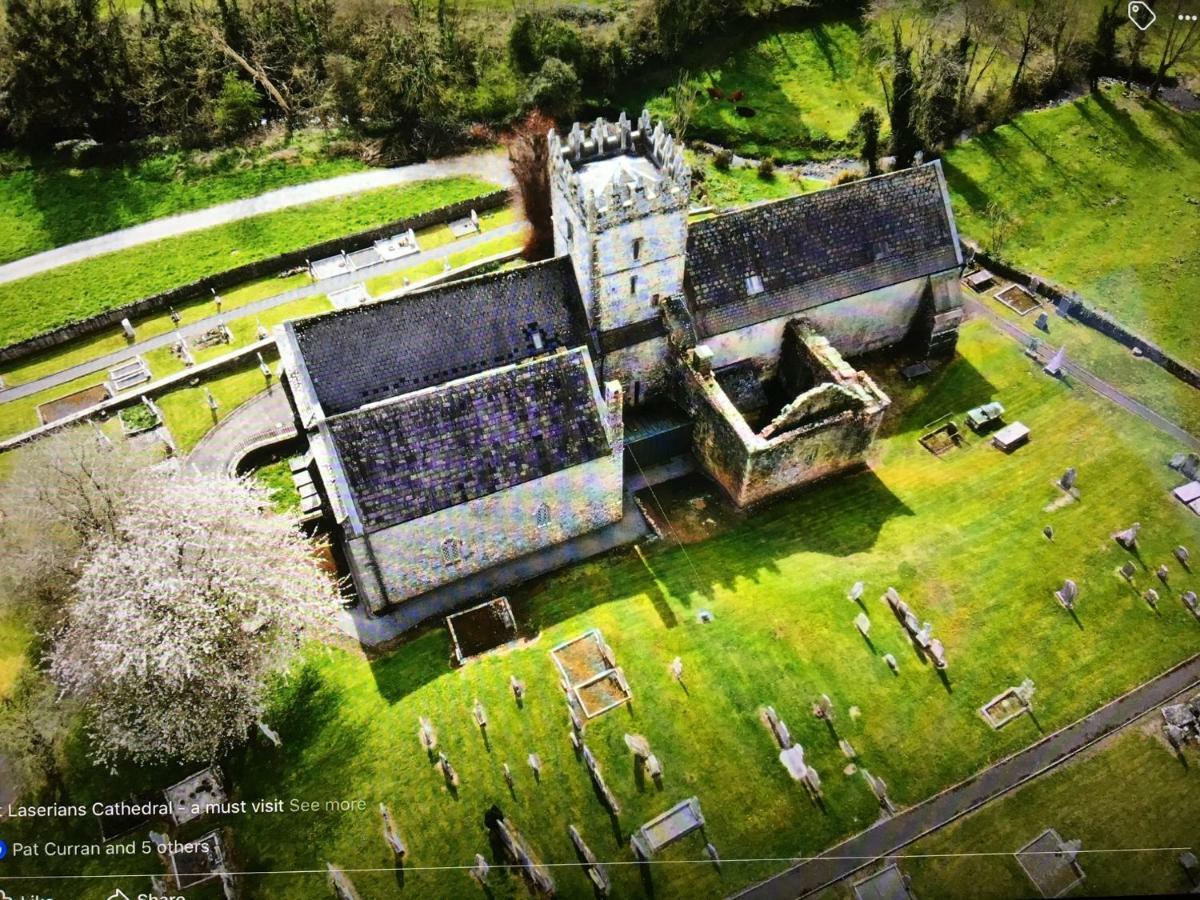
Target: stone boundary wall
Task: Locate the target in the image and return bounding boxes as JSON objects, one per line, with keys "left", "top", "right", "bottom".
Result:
{"left": 964, "top": 240, "right": 1200, "bottom": 391}
{"left": 0, "top": 188, "right": 512, "bottom": 366}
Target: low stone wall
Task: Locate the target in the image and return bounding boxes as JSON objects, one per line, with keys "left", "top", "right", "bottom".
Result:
{"left": 964, "top": 241, "right": 1200, "bottom": 391}
{"left": 0, "top": 189, "right": 511, "bottom": 366}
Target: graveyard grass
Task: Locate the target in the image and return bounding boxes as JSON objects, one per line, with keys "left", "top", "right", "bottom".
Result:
{"left": 0, "top": 175, "right": 497, "bottom": 350}
{"left": 943, "top": 85, "right": 1200, "bottom": 370}
{"left": 10, "top": 318, "right": 1200, "bottom": 899}
{"left": 154, "top": 351, "right": 281, "bottom": 454}
{"left": 0, "top": 138, "right": 368, "bottom": 265}
{"left": 819, "top": 723, "right": 1200, "bottom": 900}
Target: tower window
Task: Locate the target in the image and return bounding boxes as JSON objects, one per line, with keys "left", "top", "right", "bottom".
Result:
{"left": 566, "top": 220, "right": 573, "bottom": 244}
{"left": 440, "top": 537, "right": 463, "bottom": 565}
{"left": 630, "top": 274, "right": 638, "bottom": 296}
{"left": 745, "top": 273, "right": 765, "bottom": 296}
{"left": 535, "top": 503, "right": 551, "bottom": 529}
{"left": 632, "top": 237, "right": 643, "bottom": 260}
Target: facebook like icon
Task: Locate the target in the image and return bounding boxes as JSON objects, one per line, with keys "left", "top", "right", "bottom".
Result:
{"left": 0, "top": 837, "right": 8, "bottom": 859}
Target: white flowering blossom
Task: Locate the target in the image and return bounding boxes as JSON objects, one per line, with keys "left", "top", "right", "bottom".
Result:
{"left": 49, "top": 469, "right": 340, "bottom": 766}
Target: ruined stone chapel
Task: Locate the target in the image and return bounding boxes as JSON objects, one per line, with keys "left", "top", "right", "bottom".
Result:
{"left": 277, "top": 111, "right": 965, "bottom": 617}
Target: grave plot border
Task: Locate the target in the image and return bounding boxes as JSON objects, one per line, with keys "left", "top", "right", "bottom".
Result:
{"left": 994, "top": 283, "right": 1042, "bottom": 316}
{"left": 446, "top": 595, "right": 517, "bottom": 666}
{"left": 1013, "top": 827, "right": 1086, "bottom": 898}
{"left": 573, "top": 667, "right": 633, "bottom": 718}
{"left": 979, "top": 687, "right": 1030, "bottom": 729}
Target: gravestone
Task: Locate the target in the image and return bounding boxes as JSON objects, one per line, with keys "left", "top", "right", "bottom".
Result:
{"left": 1054, "top": 579, "right": 1078, "bottom": 610}
{"left": 1114, "top": 523, "right": 1141, "bottom": 549}
{"left": 670, "top": 656, "right": 684, "bottom": 682}
{"left": 511, "top": 676, "right": 525, "bottom": 701}
{"left": 419, "top": 717, "right": 437, "bottom": 751}
{"left": 1120, "top": 561, "right": 1136, "bottom": 581}
{"left": 705, "top": 842, "right": 721, "bottom": 868}
{"left": 503, "top": 763, "right": 514, "bottom": 789}
{"left": 121, "top": 318, "right": 136, "bottom": 340}
{"left": 929, "top": 638, "right": 948, "bottom": 669}
{"left": 1043, "top": 345, "right": 1067, "bottom": 376}
{"left": 1044, "top": 525, "right": 1055, "bottom": 541}
{"left": 839, "top": 739, "right": 857, "bottom": 759}
{"left": 1183, "top": 591, "right": 1198, "bottom": 614}
{"left": 471, "top": 853, "right": 489, "bottom": 884}
{"left": 764, "top": 706, "right": 792, "bottom": 749}
{"left": 813, "top": 695, "right": 834, "bottom": 721}
{"left": 328, "top": 863, "right": 362, "bottom": 900}
{"left": 1035, "top": 311, "right": 1049, "bottom": 332}
{"left": 1157, "top": 565, "right": 1170, "bottom": 584}
{"left": 569, "top": 708, "right": 584, "bottom": 734}
{"left": 380, "top": 804, "right": 406, "bottom": 857}
{"left": 439, "top": 753, "right": 458, "bottom": 786}
{"left": 1015, "top": 679, "right": 1036, "bottom": 707}
{"left": 848, "top": 581, "right": 865, "bottom": 602}
{"left": 779, "top": 744, "right": 808, "bottom": 780}
{"left": 1176, "top": 546, "right": 1191, "bottom": 567}
{"left": 1059, "top": 468, "right": 1077, "bottom": 491}
{"left": 805, "top": 766, "right": 822, "bottom": 796}
{"left": 884, "top": 653, "right": 899, "bottom": 672}
{"left": 645, "top": 754, "right": 663, "bottom": 779}
{"left": 624, "top": 733, "right": 652, "bottom": 759}
{"left": 527, "top": 753, "right": 542, "bottom": 778}
{"left": 473, "top": 699, "right": 487, "bottom": 730}
{"left": 1145, "top": 588, "right": 1160, "bottom": 609}
{"left": 854, "top": 612, "right": 871, "bottom": 636}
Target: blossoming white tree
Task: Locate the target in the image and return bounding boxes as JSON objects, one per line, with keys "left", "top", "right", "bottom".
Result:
{"left": 48, "top": 464, "right": 339, "bottom": 766}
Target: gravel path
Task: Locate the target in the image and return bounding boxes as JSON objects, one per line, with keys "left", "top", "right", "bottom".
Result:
{"left": 0, "top": 149, "right": 514, "bottom": 286}
{"left": 736, "top": 653, "right": 1200, "bottom": 899}
{"left": 186, "top": 386, "right": 295, "bottom": 477}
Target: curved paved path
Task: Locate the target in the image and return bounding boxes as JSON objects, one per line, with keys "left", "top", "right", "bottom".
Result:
{"left": 187, "top": 386, "right": 295, "bottom": 477}
{"left": 736, "top": 653, "right": 1200, "bottom": 899}
{"left": 0, "top": 149, "right": 513, "bottom": 285}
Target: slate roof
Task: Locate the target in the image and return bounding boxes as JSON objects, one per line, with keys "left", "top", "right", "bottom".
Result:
{"left": 684, "top": 162, "right": 962, "bottom": 337}
{"left": 324, "top": 348, "right": 611, "bottom": 532}
{"left": 287, "top": 257, "right": 590, "bottom": 417}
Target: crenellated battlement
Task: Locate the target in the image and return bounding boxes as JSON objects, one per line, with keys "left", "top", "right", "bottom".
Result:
{"left": 548, "top": 110, "right": 691, "bottom": 230}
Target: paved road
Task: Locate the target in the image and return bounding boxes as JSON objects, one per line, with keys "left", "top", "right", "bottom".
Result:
{"left": 0, "top": 221, "right": 525, "bottom": 403}
{"left": 187, "top": 385, "right": 295, "bottom": 477}
{"left": 967, "top": 298, "right": 1200, "bottom": 451}
{"left": 0, "top": 149, "right": 514, "bottom": 285}
{"left": 736, "top": 653, "right": 1200, "bottom": 899}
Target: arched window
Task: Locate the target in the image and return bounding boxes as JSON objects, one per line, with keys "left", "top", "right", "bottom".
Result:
{"left": 441, "top": 536, "right": 463, "bottom": 565}
{"left": 535, "top": 503, "right": 552, "bottom": 529}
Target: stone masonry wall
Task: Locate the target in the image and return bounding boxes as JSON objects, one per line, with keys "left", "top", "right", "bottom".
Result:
{"left": 591, "top": 210, "right": 688, "bottom": 332}
{"left": 359, "top": 451, "right": 624, "bottom": 611}
{"left": 699, "top": 274, "right": 940, "bottom": 370}
{"left": 600, "top": 334, "right": 674, "bottom": 405}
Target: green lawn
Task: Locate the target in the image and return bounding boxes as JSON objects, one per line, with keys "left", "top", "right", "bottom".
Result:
{"left": 6, "top": 318, "right": 1200, "bottom": 898}
{"left": 0, "top": 370, "right": 112, "bottom": 440}
{"left": 253, "top": 459, "right": 303, "bottom": 515}
{"left": 0, "top": 608, "right": 31, "bottom": 701}
{"left": 154, "top": 351, "right": 281, "bottom": 454}
{"left": 0, "top": 176, "right": 499, "bottom": 350}
{"left": 0, "top": 138, "right": 368, "bottom": 265}
{"left": 620, "top": 16, "right": 885, "bottom": 162}
{"left": 943, "top": 86, "right": 1200, "bottom": 370}
{"left": 821, "top": 723, "right": 1200, "bottom": 900}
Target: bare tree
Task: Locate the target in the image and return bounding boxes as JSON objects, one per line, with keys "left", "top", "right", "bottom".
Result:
{"left": 668, "top": 70, "right": 700, "bottom": 144}
{"left": 957, "top": 0, "right": 1004, "bottom": 116}
{"left": 1150, "top": 0, "right": 1200, "bottom": 97}
{"left": 1008, "top": 0, "right": 1048, "bottom": 99}
{"left": 49, "top": 471, "right": 339, "bottom": 766}
{"left": 507, "top": 110, "right": 556, "bottom": 262}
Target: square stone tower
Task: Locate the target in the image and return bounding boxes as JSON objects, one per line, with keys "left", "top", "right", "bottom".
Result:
{"left": 549, "top": 111, "right": 691, "bottom": 337}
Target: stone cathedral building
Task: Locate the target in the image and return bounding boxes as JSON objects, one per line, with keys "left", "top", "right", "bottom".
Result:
{"left": 278, "top": 111, "right": 964, "bottom": 617}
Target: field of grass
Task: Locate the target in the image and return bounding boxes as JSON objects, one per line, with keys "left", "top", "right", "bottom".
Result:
{"left": 154, "top": 351, "right": 280, "bottom": 454}
{"left": 0, "top": 176, "right": 498, "bottom": 350}
{"left": 620, "top": 15, "right": 884, "bottom": 162}
{"left": 943, "top": 86, "right": 1200, "bottom": 370}
{"left": 5, "top": 318, "right": 1200, "bottom": 898}
{"left": 0, "top": 370, "right": 113, "bottom": 440}
{"left": 821, "top": 722, "right": 1200, "bottom": 900}
{"left": 253, "top": 459, "right": 303, "bottom": 515}
{"left": 0, "top": 138, "right": 368, "bottom": 264}
{"left": 0, "top": 608, "right": 31, "bottom": 701}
